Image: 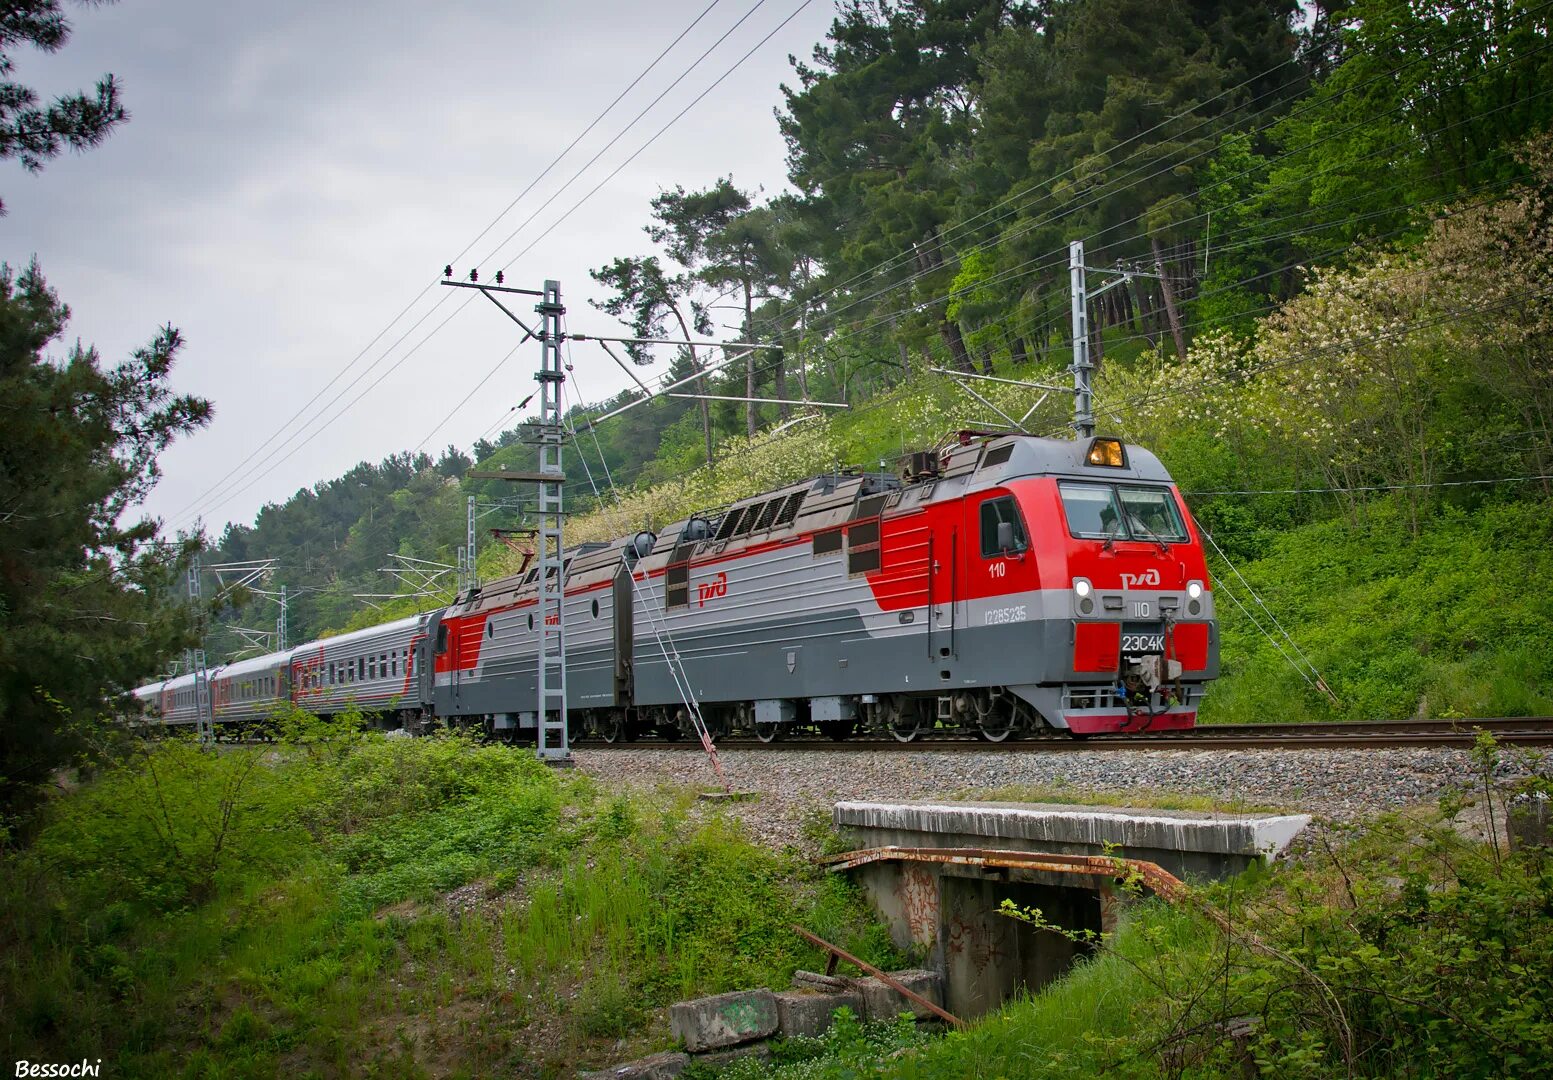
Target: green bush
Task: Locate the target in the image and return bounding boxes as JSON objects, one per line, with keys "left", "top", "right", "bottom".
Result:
{"left": 31, "top": 738, "right": 314, "bottom": 912}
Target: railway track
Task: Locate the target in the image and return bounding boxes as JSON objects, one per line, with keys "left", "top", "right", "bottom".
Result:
{"left": 577, "top": 716, "right": 1553, "bottom": 752}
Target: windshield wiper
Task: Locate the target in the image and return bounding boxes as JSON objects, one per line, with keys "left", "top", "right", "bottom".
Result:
{"left": 1127, "top": 515, "right": 1170, "bottom": 555}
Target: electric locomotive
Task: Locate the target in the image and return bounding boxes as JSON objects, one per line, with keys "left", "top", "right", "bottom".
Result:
{"left": 425, "top": 432, "right": 1217, "bottom": 741}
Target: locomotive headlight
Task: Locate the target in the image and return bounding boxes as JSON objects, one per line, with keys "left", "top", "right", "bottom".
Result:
{"left": 1074, "top": 577, "right": 1095, "bottom": 615}
{"left": 1187, "top": 580, "right": 1203, "bottom": 600}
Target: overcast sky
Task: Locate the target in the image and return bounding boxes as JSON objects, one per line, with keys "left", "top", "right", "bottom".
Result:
{"left": 4, "top": 0, "right": 839, "bottom": 538}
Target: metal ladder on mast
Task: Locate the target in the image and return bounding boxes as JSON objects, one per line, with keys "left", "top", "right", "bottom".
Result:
{"left": 535, "top": 280, "right": 570, "bottom": 762}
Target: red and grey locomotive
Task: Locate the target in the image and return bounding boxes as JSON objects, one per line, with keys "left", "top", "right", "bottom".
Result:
{"left": 132, "top": 433, "right": 1216, "bottom": 741}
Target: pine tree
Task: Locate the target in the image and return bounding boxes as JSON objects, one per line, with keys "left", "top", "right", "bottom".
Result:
{"left": 0, "top": 0, "right": 127, "bottom": 214}
{"left": 0, "top": 264, "right": 211, "bottom": 820}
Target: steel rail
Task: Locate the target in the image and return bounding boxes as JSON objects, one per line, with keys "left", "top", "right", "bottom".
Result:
{"left": 577, "top": 716, "right": 1553, "bottom": 752}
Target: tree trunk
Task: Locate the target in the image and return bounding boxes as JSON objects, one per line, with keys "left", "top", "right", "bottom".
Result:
{"left": 1089, "top": 298, "right": 1105, "bottom": 369}
{"left": 667, "top": 302, "right": 714, "bottom": 466}
{"left": 1011, "top": 336, "right": 1028, "bottom": 367}
{"left": 980, "top": 341, "right": 994, "bottom": 375}
{"left": 897, "top": 339, "right": 913, "bottom": 382}
{"left": 773, "top": 345, "right": 789, "bottom": 418}
{"left": 743, "top": 274, "right": 756, "bottom": 437}
{"left": 941, "top": 319, "right": 974, "bottom": 374}
{"left": 1152, "top": 236, "right": 1188, "bottom": 359}
{"left": 795, "top": 298, "right": 811, "bottom": 400}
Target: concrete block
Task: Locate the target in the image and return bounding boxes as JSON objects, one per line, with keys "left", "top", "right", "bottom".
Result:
{"left": 833, "top": 800, "right": 1312, "bottom": 880}
{"left": 669, "top": 988, "right": 778, "bottom": 1052}
{"left": 577, "top": 1050, "right": 689, "bottom": 1079}
{"left": 774, "top": 989, "right": 864, "bottom": 1039}
{"left": 692, "top": 1040, "right": 773, "bottom": 1070}
{"left": 856, "top": 969, "right": 944, "bottom": 1021}
{"left": 791, "top": 969, "right": 850, "bottom": 993}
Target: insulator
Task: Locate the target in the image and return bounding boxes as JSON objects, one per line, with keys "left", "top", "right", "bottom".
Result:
{"left": 443, "top": 264, "right": 452, "bottom": 278}
{"left": 469, "top": 269, "right": 478, "bottom": 282}
{"left": 495, "top": 270, "right": 505, "bottom": 285}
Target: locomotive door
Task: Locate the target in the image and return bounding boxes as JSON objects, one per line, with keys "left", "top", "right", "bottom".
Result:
{"left": 934, "top": 525, "right": 960, "bottom": 657}
{"left": 416, "top": 628, "right": 434, "bottom": 709}
{"left": 612, "top": 566, "right": 634, "bottom": 705}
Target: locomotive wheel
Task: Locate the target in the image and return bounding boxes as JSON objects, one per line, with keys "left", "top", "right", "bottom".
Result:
{"left": 754, "top": 719, "right": 783, "bottom": 743}
{"left": 974, "top": 690, "right": 1019, "bottom": 743}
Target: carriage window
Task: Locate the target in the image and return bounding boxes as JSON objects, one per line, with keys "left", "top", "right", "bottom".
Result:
{"left": 978, "top": 496, "right": 1029, "bottom": 557}
{"left": 1117, "top": 486, "right": 1188, "bottom": 543}
{"left": 358, "top": 658, "right": 365, "bottom": 681}
{"left": 1058, "top": 483, "right": 1128, "bottom": 540}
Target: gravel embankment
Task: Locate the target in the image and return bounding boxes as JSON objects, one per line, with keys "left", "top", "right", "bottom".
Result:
{"left": 572, "top": 745, "right": 1545, "bottom": 851}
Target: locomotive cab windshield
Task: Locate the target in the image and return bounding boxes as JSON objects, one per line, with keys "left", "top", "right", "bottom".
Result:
{"left": 1059, "top": 482, "right": 1188, "bottom": 544}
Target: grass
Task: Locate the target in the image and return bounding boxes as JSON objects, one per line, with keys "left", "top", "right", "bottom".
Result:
{"left": 0, "top": 722, "right": 903, "bottom": 1077}
{"left": 1199, "top": 499, "right": 1553, "bottom": 725}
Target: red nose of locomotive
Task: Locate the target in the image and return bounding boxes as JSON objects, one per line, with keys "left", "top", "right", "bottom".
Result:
{"left": 1001, "top": 438, "right": 1218, "bottom": 735}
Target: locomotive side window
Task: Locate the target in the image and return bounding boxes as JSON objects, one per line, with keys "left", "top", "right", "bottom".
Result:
{"left": 1117, "top": 487, "right": 1188, "bottom": 543}
{"left": 978, "top": 496, "right": 1029, "bottom": 557}
{"left": 1059, "top": 483, "right": 1128, "bottom": 539}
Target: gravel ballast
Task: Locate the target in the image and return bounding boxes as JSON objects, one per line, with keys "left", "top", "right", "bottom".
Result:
{"left": 572, "top": 745, "right": 1543, "bottom": 851}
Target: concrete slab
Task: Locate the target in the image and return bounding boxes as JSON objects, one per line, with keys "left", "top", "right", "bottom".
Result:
{"left": 577, "top": 1050, "right": 689, "bottom": 1079}
{"left": 692, "top": 1040, "right": 773, "bottom": 1070}
{"left": 774, "top": 989, "right": 864, "bottom": 1038}
{"left": 855, "top": 969, "right": 944, "bottom": 1021}
{"left": 791, "top": 970, "right": 850, "bottom": 993}
{"left": 834, "top": 800, "right": 1310, "bottom": 880}
{"left": 668, "top": 989, "right": 778, "bottom": 1052}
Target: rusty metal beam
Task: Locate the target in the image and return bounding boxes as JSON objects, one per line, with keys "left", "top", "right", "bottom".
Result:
{"left": 819, "top": 845, "right": 1187, "bottom": 902}
{"left": 791, "top": 925, "right": 966, "bottom": 1029}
